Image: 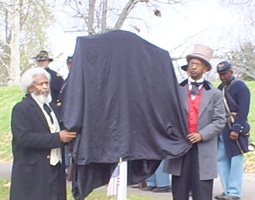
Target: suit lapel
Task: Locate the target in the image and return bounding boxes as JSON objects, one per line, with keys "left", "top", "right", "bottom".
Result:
{"left": 199, "top": 88, "right": 213, "bottom": 117}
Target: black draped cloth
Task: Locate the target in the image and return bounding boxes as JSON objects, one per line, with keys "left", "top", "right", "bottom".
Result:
{"left": 61, "top": 30, "right": 191, "bottom": 199}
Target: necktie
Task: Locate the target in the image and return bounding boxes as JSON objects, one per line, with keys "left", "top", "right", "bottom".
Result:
{"left": 43, "top": 103, "right": 53, "bottom": 124}
{"left": 190, "top": 81, "right": 204, "bottom": 95}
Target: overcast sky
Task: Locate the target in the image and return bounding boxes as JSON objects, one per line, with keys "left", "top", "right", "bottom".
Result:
{"left": 47, "top": 0, "right": 253, "bottom": 77}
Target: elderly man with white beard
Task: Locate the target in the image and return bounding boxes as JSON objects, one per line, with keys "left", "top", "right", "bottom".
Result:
{"left": 10, "top": 67, "right": 77, "bottom": 200}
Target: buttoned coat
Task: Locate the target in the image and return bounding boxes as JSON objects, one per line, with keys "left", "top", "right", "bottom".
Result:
{"left": 10, "top": 95, "right": 66, "bottom": 200}
{"left": 45, "top": 67, "right": 64, "bottom": 104}
{"left": 164, "top": 80, "right": 226, "bottom": 180}
{"left": 218, "top": 77, "right": 250, "bottom": 157}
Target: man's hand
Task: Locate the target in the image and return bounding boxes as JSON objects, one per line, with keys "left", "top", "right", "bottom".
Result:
{"left": 229, "top": 131, "right": 239, "bottom": 140}
{"left": 186, "top": 133, "right": 203, "bottom": 144}
{"left": 59, "top": 130, "right": 77, "bottom": 143}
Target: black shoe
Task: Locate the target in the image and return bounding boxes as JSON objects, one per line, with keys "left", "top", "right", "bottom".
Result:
{"left": 152, "top": 186, "right": 171, "bottom": 193}
{"left": 142, "top": 186, "right": 156, "bottom": 191}
{"left": 215, "top": 193, "right": 227, "bottom": 200}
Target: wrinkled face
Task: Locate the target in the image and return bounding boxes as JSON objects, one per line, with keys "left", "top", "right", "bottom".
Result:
{"left": 187, "top": 58, "right": 208, "bottom": 80}
{"left": 29, "top": 74, "right": 52, "bottom": 104}
{"left": 218, "top": 70, "right": 233, "bottom": 83}
{"left": 37, "top": 60, "right": 50, "bottom": 68}
{"left": 29, "top": 74, "right": 49, "bottom": 97}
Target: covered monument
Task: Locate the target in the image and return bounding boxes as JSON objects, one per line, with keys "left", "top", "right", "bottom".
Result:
{"left": 61, "top": 30, "right": 191, "bottom": 199}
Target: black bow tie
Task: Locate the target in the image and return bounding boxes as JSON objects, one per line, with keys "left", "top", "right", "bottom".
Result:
{"left": 191, "top": 81, "right": 204, "bottom": 87}
{"left": 190, "top": 81, "right": 204, "bottom": 95}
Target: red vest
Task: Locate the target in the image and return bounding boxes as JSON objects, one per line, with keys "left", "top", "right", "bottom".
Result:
{"left": 188, "top": 89, "right": 203, "bottom": 133}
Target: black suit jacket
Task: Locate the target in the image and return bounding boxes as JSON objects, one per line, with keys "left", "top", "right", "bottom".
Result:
{"left": 10, "top": 94, "right": 66, "bottom": 200}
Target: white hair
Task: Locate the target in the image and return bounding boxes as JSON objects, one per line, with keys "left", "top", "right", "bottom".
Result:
{"left": 20, "top": 67, "right": 51, "bottom": 94}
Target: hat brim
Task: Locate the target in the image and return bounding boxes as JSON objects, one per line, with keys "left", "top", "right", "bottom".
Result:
{"left": 185, "top": 54, "right": 212, "bottom": 71}
{"left": 181, "top": 64, "right": 188, "bottom": 71}
{"left": 34, "top": 57, "right": 53, "bottom": 62}
{"left": 217, "top": 68, "right": 232, "bottom": 74}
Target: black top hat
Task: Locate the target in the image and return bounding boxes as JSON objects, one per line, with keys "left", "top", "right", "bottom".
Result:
{"left": 217, "top": 61, "right": 232, "bottom": 73}
{"left": 34, "top": 50, "right": 53, "bottom": 62}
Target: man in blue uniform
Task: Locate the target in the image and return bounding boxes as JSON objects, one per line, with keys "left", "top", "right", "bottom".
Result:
{"left": 34, "top": 50, "right": 64, "bottom": 104}
{"left": 215, "top": 61, "right": 250, "bottom": 200}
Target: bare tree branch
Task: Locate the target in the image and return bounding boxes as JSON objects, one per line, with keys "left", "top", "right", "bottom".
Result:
{"left": 114, "top": 0, "right": 139, "bottom": 29}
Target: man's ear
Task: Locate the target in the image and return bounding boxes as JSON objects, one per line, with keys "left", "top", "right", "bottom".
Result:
{"left": 203, "top": 66, "right": 208, "bottom": 73}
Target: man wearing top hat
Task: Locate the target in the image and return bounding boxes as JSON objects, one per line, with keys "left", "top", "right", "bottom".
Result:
{"left": 164, "top": 44, "right": 226, "bottom": 200}
{"left": 215, "top": 61, "right": 250, "bottom": 200}
{"left": 34, "top": 50, "right": 64, "bottom": 104}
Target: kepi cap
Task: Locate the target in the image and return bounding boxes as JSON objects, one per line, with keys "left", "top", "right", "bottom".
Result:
{"left": 217, "top": 61, "right": 232, "bottom": 73}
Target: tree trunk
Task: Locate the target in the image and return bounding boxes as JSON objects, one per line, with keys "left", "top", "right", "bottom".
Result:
{"left": 9, "top": 0, "right": 21, "bottom": 86}
{"left": 114, "top": 0, "right": 138, "bottom": 29}
{"left": 101, "top": 0, "right": 108, "bottom": 33}
{"left": 88, "top": 0, "right": 96, "bottom": 35}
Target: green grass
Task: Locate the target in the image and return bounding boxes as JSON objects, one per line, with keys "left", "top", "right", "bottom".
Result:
{"left": 0, "top": 178, "right": 155, "bottom": 200}
{"left": 0, "top": 179, "right": 9, "bottom": 200}
{"left": 0, "top": 86, "right": 24, "bottom": 162}
{"left": 243, "top": 82, "right": 255, "bottom": 169}
{"left": 246, "top": 82, "right": 255, "bottom": 142}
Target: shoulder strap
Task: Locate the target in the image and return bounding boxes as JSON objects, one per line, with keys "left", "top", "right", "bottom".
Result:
{"left": 222, "top": 86, "right": 234, "bottom": 123}
{"left": 225, "top": 78, "right": 237, "bottom": 106}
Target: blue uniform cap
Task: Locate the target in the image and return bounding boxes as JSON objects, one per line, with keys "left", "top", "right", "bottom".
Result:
{"left": 217, "top": 61, "right": 232, "bottom": 73}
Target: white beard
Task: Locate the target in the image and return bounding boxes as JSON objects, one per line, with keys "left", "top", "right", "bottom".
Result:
{"left": 31, "top": 92, "right": 52, "bottom": 104}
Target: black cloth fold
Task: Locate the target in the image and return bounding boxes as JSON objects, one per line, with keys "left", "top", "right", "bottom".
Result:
{"left": 61, "top": 30, "right": 191, "bottom": 199}
{"left": 72, "top": 160, "right": 160, "bottom": 200}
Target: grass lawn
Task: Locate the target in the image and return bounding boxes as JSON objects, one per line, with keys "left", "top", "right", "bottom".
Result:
{"left": 0, "top": 178, "right": 155, "bottom": 200}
